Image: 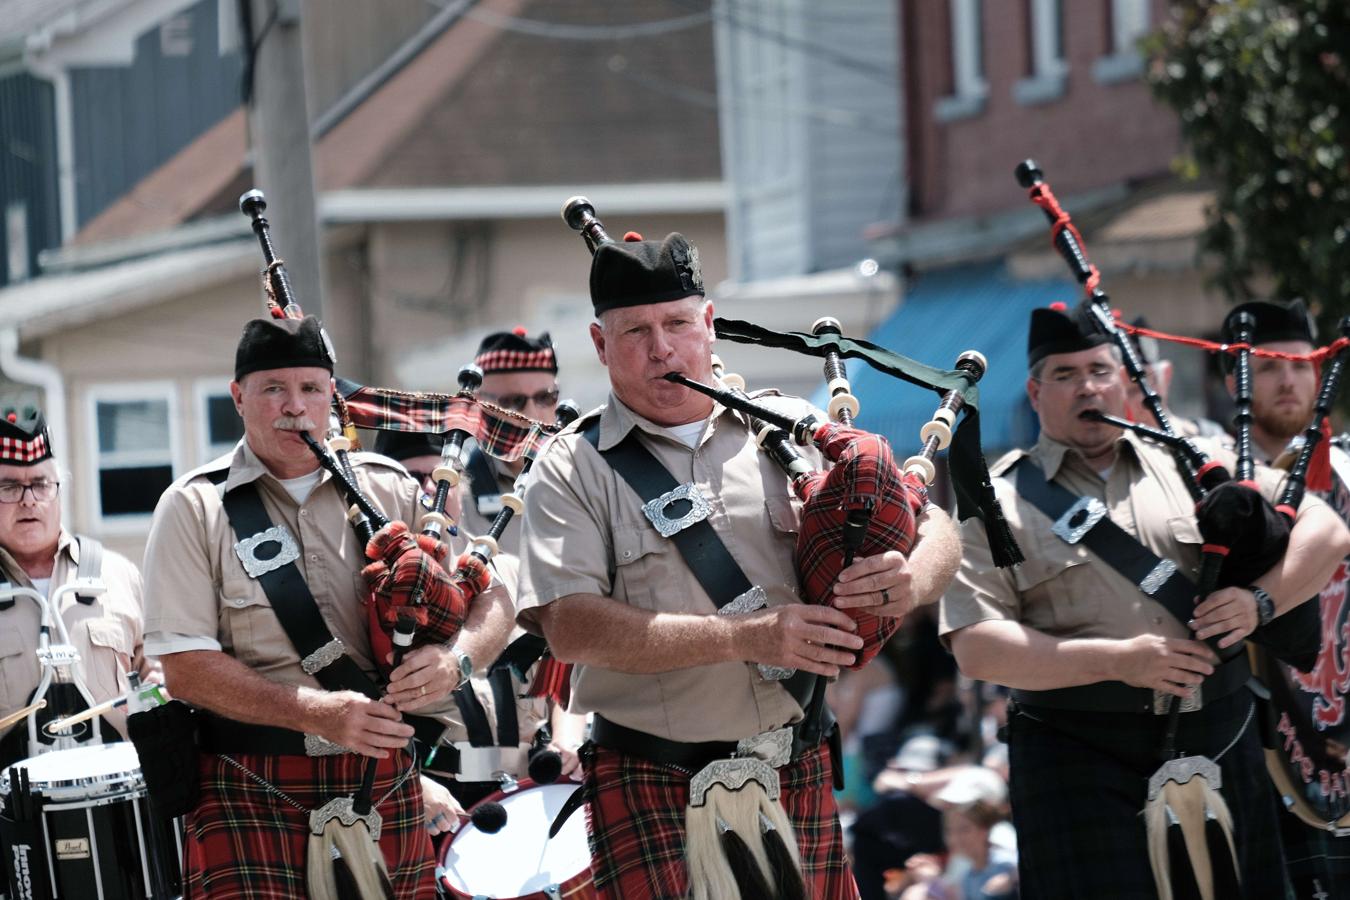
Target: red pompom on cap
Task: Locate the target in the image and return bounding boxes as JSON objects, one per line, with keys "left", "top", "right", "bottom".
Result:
{"left": 512, "top": 326, "right": 527, "bottom": 336}
{"left": 623, "top": 231, "right": 644, "bottom": 242}
{"left": 1049, "top": 302, "right": 1067, "bottom": 311}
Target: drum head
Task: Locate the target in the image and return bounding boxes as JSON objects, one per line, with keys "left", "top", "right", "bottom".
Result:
{"left": 440, "top": 781, "right": 589, "bottom": 896}
{"left": 1252, "top": 570, "right": 1350, "bottom": 835}
{"left": 0, "top": 742, "right": 143, "bottom": 796}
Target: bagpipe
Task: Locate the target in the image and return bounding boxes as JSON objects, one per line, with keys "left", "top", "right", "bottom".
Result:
{"left": 240, "top": 189, "right": 526, "bottom": 677}
{"left": 563, "top": 196, "right": 1019, "bottom": 672}
{"left": 1015, "top": 159, "right": 1344, "bottom": 900}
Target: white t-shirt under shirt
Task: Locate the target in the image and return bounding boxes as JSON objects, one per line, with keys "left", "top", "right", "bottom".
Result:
{"left": 662, "top": 418, "right": 709, "bottom": 449}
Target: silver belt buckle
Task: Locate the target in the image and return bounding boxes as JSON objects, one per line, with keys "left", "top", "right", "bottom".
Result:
{"left": 642, "top": 482, "right": 712, "bottom": 538}
{"left": 234, "top": 525, "right": 301, "bottom": 578}
{"left": 736, "top": 726, "right": 793, "bottom": 769}
{"left": 1051, "top": 496, "right": 1107, "bottom": 544}
{"left": 1153, "top": 686, "right": 1202, "bottom": 715}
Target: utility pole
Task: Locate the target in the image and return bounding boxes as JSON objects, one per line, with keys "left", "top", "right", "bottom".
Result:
{"left": 243, "top": 0, "right": 325, "bottom": 316}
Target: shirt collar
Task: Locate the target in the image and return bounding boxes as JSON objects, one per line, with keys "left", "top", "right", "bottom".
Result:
{"left": 222, "top": 437, "right": 329, "bottom": 497}
{"left": 594, "top": 392, "right": 729, "bottom": 452}
{"left": 1032, "top": 428, "right": 1143, "bottom": 481}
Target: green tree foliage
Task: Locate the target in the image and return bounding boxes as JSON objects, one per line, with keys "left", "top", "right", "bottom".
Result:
{"left": 1145, "top": 1, "right": 1350, "bottom": 327}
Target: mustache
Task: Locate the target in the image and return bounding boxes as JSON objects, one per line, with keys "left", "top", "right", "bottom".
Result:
{"left": 272, "top": 416, "right": 318, "bottom": 432}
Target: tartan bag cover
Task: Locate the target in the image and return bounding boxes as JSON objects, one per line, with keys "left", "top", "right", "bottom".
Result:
{"left": 795, "top": 422, "right": 927, "bottom": 668}
{"left": 336, "top": 379, "right": 543, "bottom": 462}
{"left": 362, "top": 521, "right": 489, "bottom": 645}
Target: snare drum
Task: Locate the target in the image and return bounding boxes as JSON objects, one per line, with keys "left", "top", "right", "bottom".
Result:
{"left": 438, "top": 779, "right": 594, "bottom": 900}
{"left": 0, "top": 743, "right": 181, "bottom": 900}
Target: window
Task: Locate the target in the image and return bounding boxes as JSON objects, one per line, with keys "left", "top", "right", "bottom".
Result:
{"left": 86, "top": 384, "right": 177, "bottom": 524}
{"left": 1014, "top": 0, "right": 1068, "bottom": 105}
{"left": 935, "top": 0, "right": 988, "bottom": 122}
{"left": 1094, "top": 0, "right": 1150, "bottom": 84}
{"left": 195, "top": 382, "right": 244, "bottom": 461}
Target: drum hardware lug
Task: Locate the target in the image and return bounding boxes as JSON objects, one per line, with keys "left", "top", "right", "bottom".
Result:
{"left": 37, "top": 643, "right": 81, "bottom": 668}
{"left": 497, "top": 772, "right": 518, "bottom": 793}
{"left": 545, "top": 885, "right": 563, "bottom": 900}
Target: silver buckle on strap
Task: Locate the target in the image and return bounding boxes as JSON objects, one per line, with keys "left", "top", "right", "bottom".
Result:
{"left": 642, "top": 482, "right": 712, "bottom": 538}
{"left": 1153, "top": 686, "right": 1202, "bottom": 715}
{"left": 1051, "top": 496, "right": 1107, "bottom": 545}
{"left": 301, "top": 638, "right": 346, "bottom": 675}
{"left": 736, "top": 726, "right": 793, "bottom": 769}
{"left": 713, "top": 587, "right": 796, "bottom": 681}
{"left": 303, "top": 734, "right": 352, "bottom": 757}
{"left": 233, "top": 525, "right": 300, "bottom": 578}
{"left": 1140, "top": 559, "right": 1177, "bottom": 596}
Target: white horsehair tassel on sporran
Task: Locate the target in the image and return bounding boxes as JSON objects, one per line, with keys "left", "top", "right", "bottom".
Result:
{"left": 684, "top": 740, "right": 807, "bottom": 900}
{"left": 1143, "top": 702, "right": 1249, "bottom": 900}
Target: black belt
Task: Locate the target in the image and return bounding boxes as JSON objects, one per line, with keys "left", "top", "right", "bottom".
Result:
{"left": 591, "top": 714, "right": 826, "bottom": 772}
{"left": 199, "top": 711, "right": 444, "bottom": 756}
{"left": 1011, "top": 650, "right": 1252, "bottom": 715}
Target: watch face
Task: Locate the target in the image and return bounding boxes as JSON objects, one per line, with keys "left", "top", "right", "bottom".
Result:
{"left": 458, "top": 652, "right": 473, "bottom": 678}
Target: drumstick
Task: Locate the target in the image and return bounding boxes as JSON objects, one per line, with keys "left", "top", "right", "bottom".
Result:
{"left": 0, "top": 699, "right": 45, "bottom": 731}
{"left": 42, "top": 695, "right": 124, "bottom": 735}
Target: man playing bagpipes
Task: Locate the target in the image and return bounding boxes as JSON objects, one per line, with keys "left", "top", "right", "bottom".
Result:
{"left": 516, "top": 230, "right": 965, "bottom": 899}
{"left": 141, "top": 314, "right": 512, "bottom": 898}
{"left": 1217, "top": 300, "right": 1350, "bottom": 899}
{"left": 942, "top": 302, "right": 1350, "bottom": 898}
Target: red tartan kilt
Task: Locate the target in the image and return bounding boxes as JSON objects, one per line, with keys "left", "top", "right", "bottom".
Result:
{"left": 797, "top": 425, "right": 925, "bottom": 667}
{"left": 182, "top": 750, "right": 435, "bottom": 899}
{"left": 584, "top": 742, "right": 859, "bottom": 900}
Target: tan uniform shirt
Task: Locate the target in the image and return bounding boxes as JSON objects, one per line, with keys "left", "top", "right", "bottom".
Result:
{"left": 0, "top": 530, "right": 152, "bottom": 743}
{"left": 942, "top": 430, "right": 1326, "bottom": 643}
{"left": 456, "top": 451, "right": 522, "bottom": 557}
{"left": 518, "top": 393, "right": 823, "bottom": 743}
{"left": 143, "top": 440, "right": 502, "bottom": 722}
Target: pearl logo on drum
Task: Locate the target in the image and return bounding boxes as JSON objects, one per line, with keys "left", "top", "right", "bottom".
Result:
{"left": 55, "top": 837, "right": 90, "bottom": 859}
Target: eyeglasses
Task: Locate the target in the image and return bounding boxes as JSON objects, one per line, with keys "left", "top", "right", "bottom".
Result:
{"left": 481, "top": 387, "right": 561, "bottom": 413}
{"left": 0, "top": 480, "right": 60, "bottom": 503}
{"left": 1034, "top": 366, "right": 1120, "bottom": 389}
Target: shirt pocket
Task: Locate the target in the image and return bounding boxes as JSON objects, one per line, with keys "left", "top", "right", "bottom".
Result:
{"left": 765, "top": 496, "right": 803, "bottom": 534}
{"left": 611, "top": 523, "right": 679, "bottom": 611}
{"left": 0, "top": 628, "right": 29, "bottom": 709}
{"left": 1013, "top": 544, "right": 1099, "bottom": 631}
{"left": 218, "top": 574, "right": 290, "bottom": 669}
{"left": 82, "top": 618, "right": 132, "bottom": 701}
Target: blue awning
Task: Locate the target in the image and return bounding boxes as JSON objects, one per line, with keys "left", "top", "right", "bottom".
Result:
{"left": 814, "top": 261, "right": 1079, "bottom": 453}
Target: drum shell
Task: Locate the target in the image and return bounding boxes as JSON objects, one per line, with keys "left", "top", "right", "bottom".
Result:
{"left": 438, "top": 778, "right": 594, "bottom": 900}
{"left": 0, "top": 744, "right": 183, "bottom": 900}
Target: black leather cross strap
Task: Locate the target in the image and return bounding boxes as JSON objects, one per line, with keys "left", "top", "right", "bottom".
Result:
{"left": 489, "top": 668, "right": 519, "bottom": 749}
{"left": 219, "top": 480, "right": 442, "bottom": 745}
{"left": 452, "top": 685, "right": 494, "bottom": 747}
{"left": 222, "top": 482, "right": 383, "bottom": 701}
{"left": 1009, "top": 457, "right": 1252, "bottom": 713}
{"left": 580, "top": 417, "right": 825, "bottom": 738}
{"left": 581, "top": 418, "right": 753, "bottom": 607}
{"left": 1012, "top": 457, "right": 1202, "bottom": 629}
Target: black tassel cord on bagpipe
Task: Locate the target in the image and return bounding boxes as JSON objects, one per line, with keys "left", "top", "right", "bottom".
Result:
{"left": 562, "top": 196, "right": 1021, "bottom": 672}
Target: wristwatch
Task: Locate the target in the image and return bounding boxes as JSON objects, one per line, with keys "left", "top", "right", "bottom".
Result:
{"left": 450, "top": 646, "right": 473, "bottom": 688}
{"left": 1250, "top": 586, "right": 1276, "bottom": 627}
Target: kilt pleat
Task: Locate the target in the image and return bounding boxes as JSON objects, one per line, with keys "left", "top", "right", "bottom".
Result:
{"left": 182, "top": 751, "right": 435, "bottom": 899}
{"left": 583, "top": 741, "right": 859, "bottom": 900}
